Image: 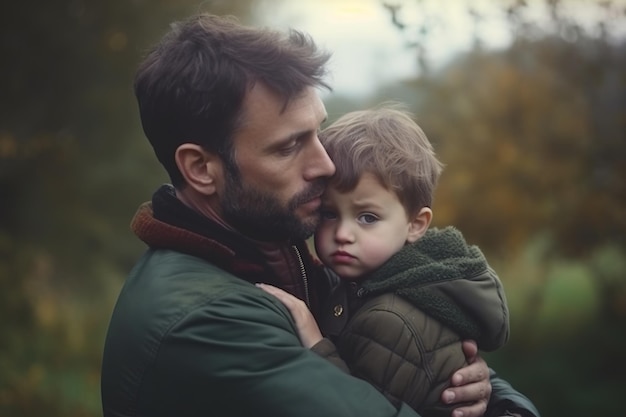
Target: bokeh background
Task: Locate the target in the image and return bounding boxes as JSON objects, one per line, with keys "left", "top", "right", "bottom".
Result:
{"left": 1, "top": 0, "right": 625, "bottom": 416}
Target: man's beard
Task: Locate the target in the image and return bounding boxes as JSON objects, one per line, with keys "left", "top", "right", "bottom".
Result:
{"left": 221, "top": 166, "right": 326, "bottom": 242}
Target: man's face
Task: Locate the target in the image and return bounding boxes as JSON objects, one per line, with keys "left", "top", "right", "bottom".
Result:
{"left": 219, "top": 83, "right": 335, "bottom": 241}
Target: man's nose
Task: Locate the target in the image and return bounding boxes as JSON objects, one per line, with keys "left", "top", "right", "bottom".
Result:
{"left": 304, "top": 137, "right": 336, "bottom": 181}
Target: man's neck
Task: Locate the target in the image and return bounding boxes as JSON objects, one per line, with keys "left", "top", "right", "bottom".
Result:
{"left": 174, "top": 185, "right": 234, "bottom": 231}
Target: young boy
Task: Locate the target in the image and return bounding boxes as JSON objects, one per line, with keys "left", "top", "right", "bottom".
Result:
{"left": 260, "top": 104, "right": 511, "bottom": 417}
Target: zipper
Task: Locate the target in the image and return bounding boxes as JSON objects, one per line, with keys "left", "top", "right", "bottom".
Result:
{"left": 292, "top": 245, "right": 311, "bottom": 308}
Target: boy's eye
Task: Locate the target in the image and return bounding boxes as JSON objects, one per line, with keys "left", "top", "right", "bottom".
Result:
{"left": 358, "top": 214, "right": 379, "bottom": 224}
{"left": 321, "top": 209, "right": 337, "bottom": 220}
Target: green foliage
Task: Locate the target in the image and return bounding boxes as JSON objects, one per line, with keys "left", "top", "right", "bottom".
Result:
{"left": 408, "top": 34, "right": 626, "bottom": 259}
{"left": 369, "top": 0, "right": 626, "bottom": 258}
{"left": 486, "top": 243, "right": 626, "bottom": 417}
{"left": 0, "top": 1, "right": 266, "bottom": 415}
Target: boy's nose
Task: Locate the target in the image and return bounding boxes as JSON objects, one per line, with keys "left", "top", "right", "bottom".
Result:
{"left": 334, "top": 222, "right": 354, "bottom": 243}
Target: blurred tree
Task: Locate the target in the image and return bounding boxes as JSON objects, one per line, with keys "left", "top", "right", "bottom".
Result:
{"left": 0, "top": 1, "right": 262, "bottom": 415}
{"left": 423, "top": 35, "right": 626, "bottom": 258}
{"left": 381, "top": 0, "right": 626, "bottom": 257}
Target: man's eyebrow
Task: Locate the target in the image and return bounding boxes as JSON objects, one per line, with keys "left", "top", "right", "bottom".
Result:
{"left": 280, "top": 120, "right": 326, "bottom": 144}
{"left": 265, "top": 130, "right": 308, "bottom": 152}
{"left": 267, "top": 113, "right": 328, "bottom": 151}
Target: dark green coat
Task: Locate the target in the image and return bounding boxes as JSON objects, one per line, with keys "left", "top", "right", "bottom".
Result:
{"left": 101, "top": 186, "right": 419, "bottom": 417}
{"left": 320, "top": 227, "right": 539, "bottom": 417}
{"left": 102, "top": 249, "right": 419, "bottom": 417}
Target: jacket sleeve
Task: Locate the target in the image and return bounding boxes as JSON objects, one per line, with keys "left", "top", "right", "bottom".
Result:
{"left": 337, "top": 295, "right": 466, "bottom": 417}
{"left": 487, "top": 369, "right": 541, "bottom": 417}
{"left": 148, "top": 286, "right": 421, "bottom": 417}
{"left": 310, "top": 337, "right": 351, "bottom": 374}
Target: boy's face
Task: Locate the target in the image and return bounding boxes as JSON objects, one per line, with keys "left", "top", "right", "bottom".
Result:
{"left": 314, "top": 172, "right": 421, "bottom": 280}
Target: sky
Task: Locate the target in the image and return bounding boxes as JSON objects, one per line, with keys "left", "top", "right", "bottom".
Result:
{"left": 257, "top": 0, "right": 626, "bottom": 98}
{"left": 258, "top": 0, "right": 513, "bottom": 97}
{"left": 260, "top": 0, "right": 425, "bottom": 97}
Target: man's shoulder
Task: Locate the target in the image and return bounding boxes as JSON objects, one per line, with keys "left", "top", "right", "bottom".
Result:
{"left": 132, "top": 248, "right": 247, "bottom": 291}
{"left": 105, "top": 248, "right": 293, "bottom": 366}
{"left": 102, "top": 250, "right": 298, "bottom": 416}
{"left": 115, "top": 248, "right": 283, "bottom": 336}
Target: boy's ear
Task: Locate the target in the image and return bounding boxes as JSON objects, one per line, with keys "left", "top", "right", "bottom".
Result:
{"left": 175, "top": 143, "right": 224, "bottom": 196}
{"left": 406, "top": 207, "right": 432, "bottom": 243}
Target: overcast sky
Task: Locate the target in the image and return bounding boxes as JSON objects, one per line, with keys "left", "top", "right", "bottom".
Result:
{"left": 258, "top": 0, "right": 625, "bottom": 98}
{"left": 259, "top": 0, "right": 513, "bottom": 97}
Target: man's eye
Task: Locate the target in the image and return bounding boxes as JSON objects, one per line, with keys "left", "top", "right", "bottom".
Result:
{"left": 279, "top": 142, "right": 299, "bottom": 155}
{"left": 358, "top": 214, "right": 378, "bottom": 224}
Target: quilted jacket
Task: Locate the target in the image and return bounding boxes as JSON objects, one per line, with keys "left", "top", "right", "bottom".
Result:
{"left": 319, "top": 227, "right": 528, "bottom": 417}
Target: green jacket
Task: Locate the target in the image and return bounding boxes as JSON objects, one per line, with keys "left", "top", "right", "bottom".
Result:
{"left": 320, "top": 227, "right": 539, "bottom": 417}
{"left": 101, "top": 249, "right": 419, "bottom": 417}
{"left": 101, "top": 185, "right": 418, "bottom": 417}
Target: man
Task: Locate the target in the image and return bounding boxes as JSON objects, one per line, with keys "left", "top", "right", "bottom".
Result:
{"left": 101, "top": 13, "right": 539, "bottom": 417}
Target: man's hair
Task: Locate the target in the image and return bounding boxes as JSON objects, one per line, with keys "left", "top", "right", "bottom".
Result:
{"left": 320, "top": 103, "right": 443, "bottom": 215}
{"left": 134, "top": 14, "right": 332, "bottom": 186}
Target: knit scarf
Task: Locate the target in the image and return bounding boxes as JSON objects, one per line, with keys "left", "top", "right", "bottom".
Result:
{"left": 361, "top": 226, "right": 489, "bottom": 341}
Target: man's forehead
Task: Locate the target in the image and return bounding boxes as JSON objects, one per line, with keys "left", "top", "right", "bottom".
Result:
{"left": 241, "top": 84, "right": 326, "bottom": 129}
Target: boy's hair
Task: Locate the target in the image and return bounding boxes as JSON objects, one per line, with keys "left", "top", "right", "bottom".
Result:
{"left": 320, "top": 103, "right": 443, "bottom": 215}
{"left": 134, "top": 14, "right": 331, "bottom": 187}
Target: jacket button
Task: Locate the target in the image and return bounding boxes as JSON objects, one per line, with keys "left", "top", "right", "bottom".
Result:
{"left": 333, "top": 304, "right": 344, "bottom": 317}
{"left": 356, "top": 288, "right": 365, "bottom": 297}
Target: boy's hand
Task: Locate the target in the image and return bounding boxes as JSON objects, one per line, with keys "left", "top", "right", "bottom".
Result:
{"left": 442, "top": 340, "right": 491, "bottom": 417}
{"left": 256, "top": 283, "right": 323, "bottom": 348}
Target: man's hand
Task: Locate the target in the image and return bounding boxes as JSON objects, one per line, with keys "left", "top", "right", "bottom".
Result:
{"left": 442, "top": 340, "right": 492, "bottom": 417}
{"left": 256, "top": 283, "right": 323, "bottom": 348}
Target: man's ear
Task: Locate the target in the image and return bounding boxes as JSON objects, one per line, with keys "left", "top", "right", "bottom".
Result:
{"left": 175, "top": 143, "right": 223, "bottom": 196}
{"left": 406, "top": 207, "right": 432, "bottom": 243}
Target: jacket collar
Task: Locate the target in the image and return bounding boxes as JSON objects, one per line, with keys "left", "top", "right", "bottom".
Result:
{"left": 130, "top": 185, "right": 324, "bottom": 312}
